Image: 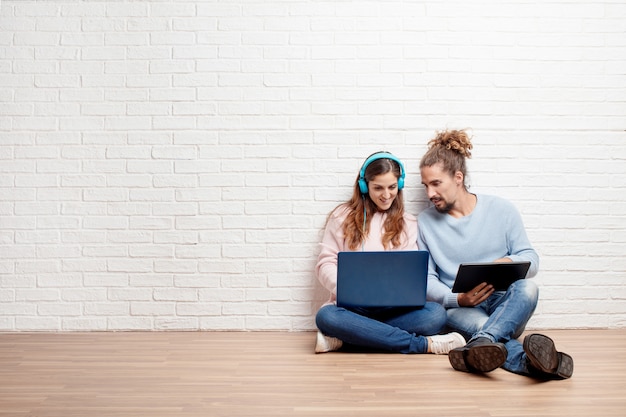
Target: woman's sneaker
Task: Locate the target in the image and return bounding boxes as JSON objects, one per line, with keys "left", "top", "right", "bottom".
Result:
{"left": 429, "top": 332, "right": 466, "bottom": 355}
{"left": 315, "top": 331, "right": 343, "bottom": 354}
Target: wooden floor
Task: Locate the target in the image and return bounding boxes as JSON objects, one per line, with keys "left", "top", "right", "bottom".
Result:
{"left": 1, "top": 330, "right": 625, "bottom": 417}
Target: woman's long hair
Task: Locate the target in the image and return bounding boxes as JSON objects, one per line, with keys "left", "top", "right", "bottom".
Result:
{"left": 328, "top": 154, "right": 406, "bottom": 251}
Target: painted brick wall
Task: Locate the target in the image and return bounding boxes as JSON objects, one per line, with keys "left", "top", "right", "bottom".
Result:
{"left": 1, "top": 0, "right": 625, "bottom": 331}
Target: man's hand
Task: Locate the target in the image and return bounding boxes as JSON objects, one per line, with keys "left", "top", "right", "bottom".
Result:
{"left": 493, "top": 257, "right": 512, "bottom": 263}
{"left": 458, "top": 282, "right": 494, "bottom": 307}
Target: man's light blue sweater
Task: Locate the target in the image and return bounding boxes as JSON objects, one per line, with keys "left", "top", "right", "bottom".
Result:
{"left": 417, "top": 194, "right": 539, "bottom": 309}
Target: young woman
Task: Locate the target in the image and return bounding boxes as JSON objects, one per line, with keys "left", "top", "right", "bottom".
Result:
{"left": 314, "top": 151, "right": 465, "bottom": 354}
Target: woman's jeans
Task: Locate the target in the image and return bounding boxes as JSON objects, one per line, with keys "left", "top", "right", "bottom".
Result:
{"left": 446, "top": 279, "right": 539, "bottom": 374}
{"left": 316, "top": 301, "right": 447, "bottom": 354}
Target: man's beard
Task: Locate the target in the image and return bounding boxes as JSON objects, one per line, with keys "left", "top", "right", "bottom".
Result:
{"left": 433, "top": 199, "right": 454, "bottom": 214}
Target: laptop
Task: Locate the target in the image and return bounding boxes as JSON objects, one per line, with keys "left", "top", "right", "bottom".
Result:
{"left": 336, "top": 250, "right": 428, "bottom": 308}
{"left": 451, "top": 261, "right": 531, "bottom": 293}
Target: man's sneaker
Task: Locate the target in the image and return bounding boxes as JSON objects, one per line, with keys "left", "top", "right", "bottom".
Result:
{"left": 523, "top": 333, "right": 574, "bottom": 379}
{"left": 429, "top": 332, "right": 466, "bottom": 355}
{"left": 314, "top": 331, "right": 343, "bottom": 354}
{"left": 448, "top": 337, "right": 508, "bottom": 373}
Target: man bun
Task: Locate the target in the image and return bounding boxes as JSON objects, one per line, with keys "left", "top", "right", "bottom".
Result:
{"left": 428, "top": 129, "right": 473, "bottom": 159}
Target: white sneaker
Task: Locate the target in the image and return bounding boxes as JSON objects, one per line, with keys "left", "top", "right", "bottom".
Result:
{"left": 315, "top": 331, "right": 343, "bottom": 354}
{"left": 429, "top": 332, "right": 466, "bottom": 355}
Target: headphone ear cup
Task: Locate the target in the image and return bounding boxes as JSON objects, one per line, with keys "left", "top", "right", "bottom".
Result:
{"left": 358, "top": 151, "right": 405, "bottom": 194}
{"left": 358, "top": 178, "right": 368, "bottom": 194}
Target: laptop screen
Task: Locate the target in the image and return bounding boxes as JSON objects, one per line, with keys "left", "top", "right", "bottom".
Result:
{"left": 336, "top": 250, "right": 428, "bottom": 308}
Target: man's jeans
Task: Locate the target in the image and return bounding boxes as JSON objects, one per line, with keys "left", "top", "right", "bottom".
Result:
{"left": 316, "top": 301, "right": 447, "bottom": 354}
{"left": 446, "top": 279, "right": 539, "bottom": 374}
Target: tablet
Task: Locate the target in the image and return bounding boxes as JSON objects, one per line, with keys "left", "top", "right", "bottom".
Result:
{"left": 451, "top": 261, "right": 531, "bottom": 293}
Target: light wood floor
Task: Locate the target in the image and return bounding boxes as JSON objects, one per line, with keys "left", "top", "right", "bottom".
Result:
{"left": 1, "top": 330, "right": 625, "bottom": 417}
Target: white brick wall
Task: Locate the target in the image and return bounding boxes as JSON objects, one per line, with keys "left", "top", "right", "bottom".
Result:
{"left": 1, "top": 0, "right": 625, "bottom": 331}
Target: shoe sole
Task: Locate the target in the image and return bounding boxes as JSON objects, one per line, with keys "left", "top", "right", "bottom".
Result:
{"left": 449, "top": 348, "right": 471, "bottom": 372}
{"left": 449, "top": 343, "right": 507, "bottom": 373}
{"left": 524, "top": 333, "right": 574, "bottom": 379}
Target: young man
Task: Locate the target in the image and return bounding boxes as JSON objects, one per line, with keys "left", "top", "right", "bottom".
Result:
{"left": 416, "top": 129, "right": 573, "bottom": 379}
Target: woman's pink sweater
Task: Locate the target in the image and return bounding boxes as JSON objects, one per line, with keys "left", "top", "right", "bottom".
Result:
{"left": 315, "top": 205, "right": 418, "bottom": 305}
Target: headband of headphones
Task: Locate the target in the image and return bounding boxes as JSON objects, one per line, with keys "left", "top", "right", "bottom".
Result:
{"left": 358, "top": 152, "right": 405, "bottom": 194}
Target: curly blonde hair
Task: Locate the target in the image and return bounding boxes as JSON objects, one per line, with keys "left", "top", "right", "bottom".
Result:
{"left": 420, "top": 129, "right": 473, "bottom": 190}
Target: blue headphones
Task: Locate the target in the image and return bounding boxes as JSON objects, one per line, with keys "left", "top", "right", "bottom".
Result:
{"left": 358, "top": 152, "right": 406, "bottom": 194}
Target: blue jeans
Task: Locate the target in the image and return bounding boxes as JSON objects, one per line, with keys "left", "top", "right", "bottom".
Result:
{"left": 445, "top": 279, "right": 539, "bottom": 375}
{"left": 315, "top": 302, "right": 447, "bottom": 354}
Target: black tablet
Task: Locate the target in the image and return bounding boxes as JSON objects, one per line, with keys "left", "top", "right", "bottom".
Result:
{"left": 451, "top": 261, "right": 531, "bottom": 293}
